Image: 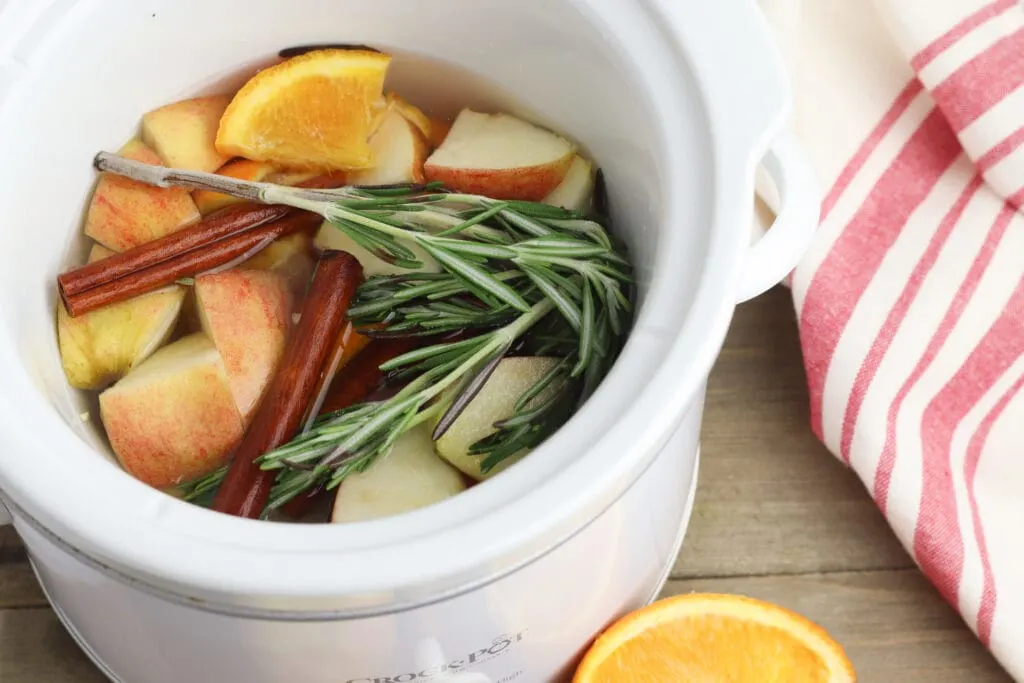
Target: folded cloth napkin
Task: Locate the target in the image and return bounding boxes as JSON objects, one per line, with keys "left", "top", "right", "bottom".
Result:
{"left": 757, "top": 0, "right": 1024, "bottom": 678}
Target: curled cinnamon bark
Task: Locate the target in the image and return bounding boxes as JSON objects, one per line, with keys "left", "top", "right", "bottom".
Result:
{"left": 62, "top": 212, "right": 322, "bottom": 317}
{"left": 318, "top": 337, "right": 417, "bottom": 415}
{"left": 58, "top": 204, "right": 290, "bottom": 301}
{"left": 212, "top": 250, "right": 363, "bottom": 519}
{"left": 58, "top": 174, "right": 343, "bottom": 316}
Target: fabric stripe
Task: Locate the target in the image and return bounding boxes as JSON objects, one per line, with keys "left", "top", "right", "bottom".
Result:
{"left": 910, "top": 0, "right": 1020, "bottom": 71}
{"left": 874, "top": 204, "right": 1016, "bottom": 512}
{"left": 839, "top": 177, "right": 984, "bottom": 463}
{"left": 917, "top": 6, "right": 1024, "bottom": 88}
{"left": 945, "top": 351, "right": 1024, "bottom": 647}
{"left": 820, "top": 80, "right": 925, "bottom": 221}
{"left": 982, "top": 144, "right": 1024, "bottom": 207}
{"left": 1010, "top": 186, "right": 1024, "bottom": 207}
{"left": 914, "top": 274, "right": 1024, "bottom": 606}
{"left": 823, "top": 160, "right": 975, "bottom": 456}
{"left": 959, "top": 86, "right": 1024, "bottom": 156}
{"left": 796, "top": 91, "right": 935, "bottom": 314}
{"left": 801, "top": 111, "right": 963, "bottom": 437}
{"left": 975, "top": 124, "right": 1024, "bottom": 171}
{"left": 965, "top": 373, "right": 1024, "bottom": 645}
{"left": 931, "top": 27, "right": 1024, "bottom": 132}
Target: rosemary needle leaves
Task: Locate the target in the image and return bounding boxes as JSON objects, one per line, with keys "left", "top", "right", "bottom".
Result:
{"left": 95, "top": 154, "right": 633, "bottom": 514}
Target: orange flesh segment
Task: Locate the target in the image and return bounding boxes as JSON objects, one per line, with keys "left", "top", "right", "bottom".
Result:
{"left": 215, "top": 49, "right": 391, "bottom": 171}
{"left": 574, "top": 594, "right": 855, "bottom": 683}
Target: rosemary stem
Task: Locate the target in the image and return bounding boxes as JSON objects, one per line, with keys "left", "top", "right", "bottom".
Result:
{"left": 418, "top": 299, "right": 554, "bottom": 403}
{"left": 262, "top": 187, "right": 510, "bottom": 253}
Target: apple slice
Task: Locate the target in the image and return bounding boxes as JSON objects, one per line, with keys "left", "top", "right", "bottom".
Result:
{"left": 58, "top": 244, "right": 186, "bottom": 390}
{"left": 194, "top": 269, "right": 293, "bottom": 421}
{"left": 542, "top": 156, "right": 595, "bottom": 212}
{"left": 242, "top": 232, "right": 316, "bottom": 301}
{"left": 85, "top": 139, "right": 201, "bottom": 251}
{"left": 99, "top": 333, "right": 244, "bottom": 489}
{"left": 347, "top": 109, "right": 429, "bottom": 186}
{"left": 142, "top": 95, "right": 233, "bottom": 173}
{"left": 192, "top": 159, "right": 320, "bottom": 215}
{"left": 435, "top": 357, "right": 562, "bottom": 481}
{"left": 331, "top": 424, "right": 466, "bottom": 523}
{"left": 87, "top": 243, "right": 115, "bottom": 263}
{"left": 424, "top": 110, "right": 575, "bottom": 200}
{"left": 314, "top": 221, "right": 440, "bottom": 277}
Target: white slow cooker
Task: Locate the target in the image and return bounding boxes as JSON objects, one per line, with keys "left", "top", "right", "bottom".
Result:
{"left": 0, "top": 1, "right": 818, "bottom": 681}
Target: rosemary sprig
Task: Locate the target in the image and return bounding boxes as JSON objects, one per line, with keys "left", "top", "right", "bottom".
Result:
{"left": 94, "top": 154, "right": 633, "bottom": 513}
{"left": 257, "top": 300, "right": 554, "bottom": 512}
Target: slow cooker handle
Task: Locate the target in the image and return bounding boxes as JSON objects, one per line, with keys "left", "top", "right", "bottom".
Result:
{"left": 735, "top": 128, "right": 819, "bottom": 303}
{"left": 642, "top": 0, "right": 817, "bottom": 301}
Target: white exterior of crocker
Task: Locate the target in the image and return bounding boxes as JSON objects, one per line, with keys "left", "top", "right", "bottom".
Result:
{"left": 0, "top": 0, "right": 808, "bottom": 680}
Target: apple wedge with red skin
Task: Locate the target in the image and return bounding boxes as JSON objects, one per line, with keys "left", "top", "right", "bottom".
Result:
{"left": 194, "top": 270, "right": 294, "bottom": 422}
{"left": 142, "top": 95, "right": 233, "bottom": 173}
{"left": 99, "top": 333, "right": 244, "bottom": 489}
{"left": 85, "top": 139, "right": 201, "bottom": 252}
{"left": 424, "top": 109, "right": 575, "bottom": 200}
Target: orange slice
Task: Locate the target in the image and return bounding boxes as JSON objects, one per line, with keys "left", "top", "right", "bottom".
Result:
{"left": 386, "top": 93, "right": 432, "bottom": 140}
{"left": 215, "top": 49, "right": 391, "bottom": 171}
{"left": 574, "top": 593, "right": 856, "bottom": 683}
{"left": 383, "top": 92, "right": 452, "bottom": 149}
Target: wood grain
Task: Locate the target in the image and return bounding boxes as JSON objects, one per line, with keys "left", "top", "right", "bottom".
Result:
{"left": 0, "top": 527, "right": 25, "bottom": 564}
{"left": 674, "top": 291, "right": 914, "bottom": 578}
{"left": 0, "top": 610, "right": 107, "bottom": 683}
{"left": 0, "top": 563, "right": 44, "bottom": 609}
{"left": 0, "top": 287, "right": 1007, "bottom": 681}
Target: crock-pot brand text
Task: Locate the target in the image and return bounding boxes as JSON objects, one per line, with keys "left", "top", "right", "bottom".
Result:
{"left": 344, "top": 631, "right": 526, "bottom": 682}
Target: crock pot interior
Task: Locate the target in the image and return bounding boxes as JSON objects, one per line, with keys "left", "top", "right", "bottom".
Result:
{"left": 0, "top": 0, "right": 711, "bottom": 565}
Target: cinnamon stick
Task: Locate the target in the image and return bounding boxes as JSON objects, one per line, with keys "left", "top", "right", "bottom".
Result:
{"left": 277, "top": 484, "right": 331, "bottom": 520}
{"left": 302, "top": 322, "right": 372, "bottom": 425}
{"left": 60, "top": 204, "right": 291, "bottom": 301}
{"left": 318, "top": 337, "right": 418, "bottom": 415}
{"left": 212, "top": 250, "right": 363, "bottom": 519}
{"left": 62, "top": 212, "right": 322, "bottom": 317}
{"left": 57, "top": 174, "right": 343, "bottom": 309}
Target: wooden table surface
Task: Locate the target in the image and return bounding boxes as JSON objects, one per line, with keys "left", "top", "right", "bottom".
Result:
{"left": 0, "top": 288, "right": 1011, "bottom": 682}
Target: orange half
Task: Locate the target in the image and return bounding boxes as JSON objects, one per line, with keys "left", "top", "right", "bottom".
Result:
{"left": 574, "top": 593, "right": 856, "bottom": 683}
{"left": 216, "top": 49, "right": 391, "bottom": 171}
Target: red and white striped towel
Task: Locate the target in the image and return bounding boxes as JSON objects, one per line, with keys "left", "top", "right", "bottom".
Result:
{"left": 757, "top": 0, "right": 1024, "bottom": 678}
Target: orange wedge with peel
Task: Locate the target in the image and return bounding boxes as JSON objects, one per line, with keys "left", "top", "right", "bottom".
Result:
{"left": 574, "top": 593, "right": 856, "bottom": 683}
{"left": 215, "top": 49, "right": 391, "bottom": 171}
{"left": 384, "top": 92, "right": 453, "bottom": 149}
{"left": 386, "top": 93, "right": 432, "bottom": 139}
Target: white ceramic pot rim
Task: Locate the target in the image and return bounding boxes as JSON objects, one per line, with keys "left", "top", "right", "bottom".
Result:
{"left": 0, "top": 0, "right": 813, "bottom": 609}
